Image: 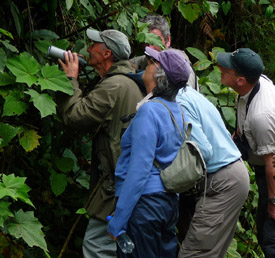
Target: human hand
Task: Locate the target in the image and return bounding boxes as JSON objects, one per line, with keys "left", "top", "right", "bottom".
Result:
{"left": 108, "top": 232, "right": 117, "bottom": 241}
{"left": 58, "top": 50, "right": 79, "bottom": 78}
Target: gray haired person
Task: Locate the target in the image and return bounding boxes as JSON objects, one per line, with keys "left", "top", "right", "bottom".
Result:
{"left": 131, "top": 14, "right": 199, "bottom": 91}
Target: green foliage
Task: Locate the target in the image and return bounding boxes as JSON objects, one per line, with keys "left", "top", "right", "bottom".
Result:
{"left": 0, "top": 174, "right": 47, "bottom": 253}
{"left": 0, "top": 0, "right": 274, "bottom": 256}
{"left": 186, "top": 46, "right": 236, "bottom": 131}
{"left": 7, "top": 210, "right": 47, "bottom": 251}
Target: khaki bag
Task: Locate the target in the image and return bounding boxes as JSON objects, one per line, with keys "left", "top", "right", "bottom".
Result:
{"left": 153, "top": 100, "right": 207, "bottom": 194}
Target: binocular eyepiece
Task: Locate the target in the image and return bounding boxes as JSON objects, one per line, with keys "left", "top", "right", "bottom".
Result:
{"left": 47, "top": 46, "right": 87, "bottom": 67}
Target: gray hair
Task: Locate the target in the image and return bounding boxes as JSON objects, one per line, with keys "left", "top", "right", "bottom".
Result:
{"left": 153, "top": 66, "right": 186, "bottom": 101}
{"left": 142, "top": 14, "right": 170, "bottom": 44}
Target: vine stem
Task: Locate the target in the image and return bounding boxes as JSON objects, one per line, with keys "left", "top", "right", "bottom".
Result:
{"left": 60, "top": 10, "right": 119, "bottom": 40}
{"left": 58, "top": 175, "right": 105, "bottom": 258}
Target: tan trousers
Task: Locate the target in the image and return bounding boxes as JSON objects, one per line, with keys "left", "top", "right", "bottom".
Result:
{"left": 178, "top": 159, "right": 250, "bottom": 258}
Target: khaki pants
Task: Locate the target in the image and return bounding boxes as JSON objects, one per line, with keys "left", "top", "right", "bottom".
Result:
{"left": 178, "top": 159, "right": 250, "bottom": 258}
{"left": 82, "top": 218, "right": 116, "bottom": 258}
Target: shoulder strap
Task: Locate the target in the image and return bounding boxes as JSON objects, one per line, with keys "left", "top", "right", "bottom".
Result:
{"left": 151, "top": 99, "right": 192, "bottom": 141}
{"left": 106, "top": 72, "right": 147, "bottom": 94}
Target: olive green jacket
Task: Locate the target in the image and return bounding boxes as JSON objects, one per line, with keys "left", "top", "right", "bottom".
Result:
{"left": 58, "top": 60, "right": 144, "bottom": 220}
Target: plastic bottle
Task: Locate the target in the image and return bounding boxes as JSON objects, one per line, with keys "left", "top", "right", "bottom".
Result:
{"left": 106, "top": 215, "right": 135, "bottom": 254}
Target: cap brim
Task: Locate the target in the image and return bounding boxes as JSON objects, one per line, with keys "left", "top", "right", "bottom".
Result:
{"left": 217, "top": 52, "right": 234, "bottom": 69}
{"left": 86, "top": 29, "right": 104, "bottom": 43}
{"left": 145, "top": 47, "right": 160, "bottom": 61}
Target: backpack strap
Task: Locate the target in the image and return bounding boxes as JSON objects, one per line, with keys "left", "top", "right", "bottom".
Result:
{"left": 151, "top": 99, "right": 191, "bottom": 141}
{"left": 106, "top": 71, "right": 147, "bottom": 94}
{"left": 151, "top": 99, "right": 189, "bottom": 171}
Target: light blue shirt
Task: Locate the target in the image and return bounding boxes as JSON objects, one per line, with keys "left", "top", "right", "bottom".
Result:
{"left": 176, "top": 87, "right": 241, "bottom": 173}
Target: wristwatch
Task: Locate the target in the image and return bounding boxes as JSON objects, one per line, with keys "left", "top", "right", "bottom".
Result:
{"left": 268, "top": 198, "right": 275, "bottom": 205}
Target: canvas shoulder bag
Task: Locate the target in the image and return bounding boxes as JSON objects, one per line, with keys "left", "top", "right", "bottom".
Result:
{"left": 152, "top": 99, "right": 207, "bottom": 194}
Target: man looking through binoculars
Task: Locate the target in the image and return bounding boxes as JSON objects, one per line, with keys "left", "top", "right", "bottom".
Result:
{"left": 56, "top": 29, "right": 144, "bottom": 258}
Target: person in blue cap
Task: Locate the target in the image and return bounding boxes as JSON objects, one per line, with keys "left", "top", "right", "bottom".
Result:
{"left": 108, "top": 47, "right": 208, "bottom": 258}
{"left": 217, "top": 48, "right": 275, "bottom": 258}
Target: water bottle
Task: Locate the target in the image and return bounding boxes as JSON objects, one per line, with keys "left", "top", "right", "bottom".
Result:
{"left": 106, "top": 215, "right": 135, "bottom": 254}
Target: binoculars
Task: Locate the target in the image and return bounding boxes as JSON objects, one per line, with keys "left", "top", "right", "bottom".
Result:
{"left": 47, "top": 46, "right": 87, "bottom": 67}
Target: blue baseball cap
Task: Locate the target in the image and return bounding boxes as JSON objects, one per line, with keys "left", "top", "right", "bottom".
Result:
{"left": 217, "top": 48, "right": 264, "bottom": 78}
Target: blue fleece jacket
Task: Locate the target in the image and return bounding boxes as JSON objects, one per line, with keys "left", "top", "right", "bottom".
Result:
{"left": 108, "top": 97, "right": 200, "bottom": 237}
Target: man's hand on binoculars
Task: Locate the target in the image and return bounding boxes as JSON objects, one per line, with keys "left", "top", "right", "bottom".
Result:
{"left": 58, "top": 50, "right": 79, "bottom": 79}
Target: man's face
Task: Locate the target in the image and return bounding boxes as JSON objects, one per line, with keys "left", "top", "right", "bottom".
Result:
{"left": 87, "top": 42, "right": 106, "bottom": 67}
{"left": 219, "top": 66, "right": 239, "bottom": 89}
{"left": 147, "top": 29, "right": 170, "bottom": 52}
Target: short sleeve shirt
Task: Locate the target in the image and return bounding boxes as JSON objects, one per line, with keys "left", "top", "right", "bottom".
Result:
{"left": 237, "top": 75, "right": 275, "bottom": 165}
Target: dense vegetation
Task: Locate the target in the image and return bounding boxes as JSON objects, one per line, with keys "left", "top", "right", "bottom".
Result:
{"left": 0, "top": 0, "right": 274, "bottom": 257}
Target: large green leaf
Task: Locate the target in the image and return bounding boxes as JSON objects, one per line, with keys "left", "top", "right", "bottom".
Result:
{"left": 6, "top": 52, "right": 39, "bottom": 87}
{"left": 186, "top": 47, "right": 208, "bottom": 61}
{"left": 2, "top": 93, "right": 27, "bottom": 116}
{"left": 162, "top": 0, "right": 174, "bottom": 15}
{"left": 34, "top": 40, "right": 51, "bottom": 56}
{"left": 1, "top": 40, "right": 19, "bottom": 53}
{"left": 211, "top": 47, "right": 225, "bottom": 60}
{"left": 19, "top": 128, "right": 41, "bottom": 152}
{"left": 221, "top": 1, "right": 231, "bottom": 16}
{"left": 10, "top": 1, "right": 22, "bottom": 38}
{"left": 193, "top": 60, "right": 212, "bottom": 71}
{"left": 37, "top": 64, "right": 74, "bottom": 95}
{"left": 50, "top": 170, "right": 67, "bottom": 197}
{"left": 226, "top": 238, "right": 242, "bottom": 257}
{"left": 0, "top": 28, "right": 14, "bottom": 39}
{"left": 0, "top": 174, "right": 34, "bottom": 207}
{"left": 207, "top": 1, "right": 219, "bottom": 17}
{"left": 259, "top": 0, "right": 270, "bottom": 4}
{"left": 0, "top": 123, "right": 19, "bottom": 147}
{"left": 66, "top": 0, "right": 74, "bottom": 11}
{"left": 0, "top": 48, "right": 7, "bottom": 73}
{"left": 137, "top": 32, "right": 165, "bottom": 50}
{"left": 117, "top": 11, "right": 129, "bottom": 31}
{"left": 31, "top": 29, "right": 59, "bottom": 40}
{"left": 80, "top": 0, "right": 96, "bottom": 19}
{"left": 178, "top": 2, "right": 201, "bottom": 23}
{"left": 55, "top": 157, "right": 74, "bottom": 172}
{"left": 221, "top": 107, "right": 236, "bottom": 128}
{"left": 7, "top": 209, "right": 47, "bottom": 251}
{"left": 0, "top": 72, "right": 15, "bottom": 86}
{"left": 206, "top": 82, "right": 221, "bottom": 94}
{"left": 208, "top": 67, "right": 221, "bottom": 84}
{"left": 25, "top": 89, "right": 57, "bottom": 118}
{"left": 0, "top": 201, "right": 13, "bottom": 227}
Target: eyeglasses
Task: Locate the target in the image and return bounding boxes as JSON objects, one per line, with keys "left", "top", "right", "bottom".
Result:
{"left": 145, "top": 54, "right": 159, "bottom": 67}
{"left": 148, "top": 57, "right": 159, "bottom": 67}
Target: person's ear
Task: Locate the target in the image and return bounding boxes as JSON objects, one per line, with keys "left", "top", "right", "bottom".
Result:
{"left": 236, "top": 76, "right": 246, "bottom": 87}
{"left": 103, "top": 49, "right": 112, "bottom": 59}
{"left": 165, "top": 35, "right": 171, "bottom": 48}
